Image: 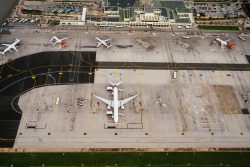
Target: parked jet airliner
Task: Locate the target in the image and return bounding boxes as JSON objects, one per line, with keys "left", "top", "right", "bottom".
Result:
{"left": 94, "top": 81, "right": 137, "bottom": 124}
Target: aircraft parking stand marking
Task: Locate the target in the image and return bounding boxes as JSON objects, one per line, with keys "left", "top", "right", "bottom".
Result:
{"left": 92, "top": 76, "right": 97, "bottom": 114}
{"left": 173, "top": 86, "right": 185, "bottom": 133}
{"left": 180, "top": 89, "right": 189, "bottom": 132}
{"left": 138, "top": 70, "right": 147, "bottom": 134}
{"left": 58, "top": 67, "right": 63, "bottom": 84}
{"left": 193, "top": 71, "right": 200, "bottom": 83}
{"left": 90, "top": 76, "right": 97, "bottom": 134}
{"left": 47, "top": 73, "right": 61, "bottom": 135}
{"left": 84, "top": 67, "right": 92, "bottom": 132}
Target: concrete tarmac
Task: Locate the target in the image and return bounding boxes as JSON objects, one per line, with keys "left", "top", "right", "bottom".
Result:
{"left": 0, "top": 24, "right": 250, "bottom": 150}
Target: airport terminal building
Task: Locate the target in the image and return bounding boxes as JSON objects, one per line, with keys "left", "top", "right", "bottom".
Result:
{"left": 58, "top": 0, "right": 194, "bottom": 27}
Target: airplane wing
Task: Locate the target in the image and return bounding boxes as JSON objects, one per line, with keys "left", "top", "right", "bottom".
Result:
{"left": 50, "top": 38, "right": 55, "bottom": 43}
{"left": 221, "top": 44, "right": 225, "bottom": 48}
{"left": 103, "top": 39, "right": 111, "bottom": 42}
{"left": 118, "top": 94, "right": 137, "bottom": 108}
{"left": 97, "top": 42, "right": 102, "bottom": 48}
{"left": 2, "top": 44, "right": 10, "bottom": 47}
{"left": 60, "top": 38, "right": 68, "bottom": 41}
{"left": 52, "top": 41, "right": 59, "bottom": 46}
{"left": 94, "top": 95, "right": 114, "bottom": 107}
{"left": 106, "top": 45, "right": 112, "bottom": 48}
{"left": 12, "top": 46, "right": 17, "bottom": 51}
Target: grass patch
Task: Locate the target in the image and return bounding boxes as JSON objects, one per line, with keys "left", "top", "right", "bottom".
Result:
{"left": 47, "top": 20, "right": 60, "bottom": 26}
{"left": 0, "top": 152, "right": 250, "bottom": 166}
{"left": 198, "top": 25, "right": 239, "bottom": 31}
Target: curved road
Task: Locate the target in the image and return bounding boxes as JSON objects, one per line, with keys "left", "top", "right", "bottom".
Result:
{"left": 0, "top": 51, "right": 95, "bottom": 147}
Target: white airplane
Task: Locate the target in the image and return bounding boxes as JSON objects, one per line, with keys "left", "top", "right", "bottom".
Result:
{"left": 94, "top": 81, "right": 137, "bottom": 124}
{"left": 50, "top": 36, "right": 68, "bottom": 49}
{"left": 95, "top": 37, "right": 112, "bottom": 48}
{"left": 215, "top": 38, "right": 236, "bottom": 49}
{"left": 0, "top": 39, "right": 21, "bottom": 55}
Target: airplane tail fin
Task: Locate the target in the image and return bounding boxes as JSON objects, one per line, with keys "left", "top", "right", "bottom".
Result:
{"left": 59, "top": 42, "right": 66, "bottom": 48}
{"left": 61, "top": 38, "right": 68, "bottom": 41}
{"left": 1, "top": 44, "right": 11, "bottom": 47}
{"left": 13, "top": 46, "right": 17, "bottom": 51}
{"left": 97, "top": 42, "right": 101, "bottom": 48}
{"left": 107, "top": 45, "right": 112, "bottom": 48}
{"left": 227, "top": 43, "right": 236, "bottom": 49}
{"left": 109, "top": 81, "right": 122, "bottom": 87}
{"left": 50, "top": 36, "right": 55, "bottom": 43}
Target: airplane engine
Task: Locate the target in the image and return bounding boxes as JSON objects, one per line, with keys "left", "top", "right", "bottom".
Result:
{"left": 107, "top": 105, "right": 111, "bottom": 110}
{"left": 106, "top": 86, "right": 113, "bottom": 91}
{"left": 121, "top": 105, "right": 125, "bottom": 110}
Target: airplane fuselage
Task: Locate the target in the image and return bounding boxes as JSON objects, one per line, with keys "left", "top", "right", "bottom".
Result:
{"left": 113, "top": 86, "right": 119, "bottom": 124}
{"left": 54, "top": 36, "right": 61, "bottom": 43}
{"left": 96, "top": 37, "right": 107, "bottom": 47}
{"left": 95, "top": 37, "right": 111, "bottom": 48}
{"left": 94, "top": 81, "right": 137, "bottom": 125}
{"left": 215, "top": 38, "right": 235, "bottom": 49}
{"left": 216, "top": 38, "right": 227, "bottom": 46}
{"left": 11, "top": 39, "right": 20, "bottom": 46}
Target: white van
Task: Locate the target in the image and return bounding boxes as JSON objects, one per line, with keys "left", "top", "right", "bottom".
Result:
{"left": 116, "top": 25, "right": 123, "bottom": 28}
{"left": 173, "top": 71, "right": 177, "bottom": 79}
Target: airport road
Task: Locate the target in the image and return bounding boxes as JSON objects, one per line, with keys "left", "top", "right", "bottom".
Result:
{"left": 97, "top": 62, "right": 250, "bottom": 71}
{"left": 2, "top": 23, "right": 241, "bottom": 35}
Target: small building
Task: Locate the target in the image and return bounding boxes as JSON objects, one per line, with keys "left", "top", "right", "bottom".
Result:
{"left": 244, "top": 19, "right": 250, "bottom": 29}
{"left": 193, "top": 0, "right": 243, "bottom": 19}
{"left": 103, "top": 6, "right": 120, "bottom": 22}
{"left": 176, "top": 8, "right": 191, "bottom": 18}
{"left": 82, "top": 7, "right": 87, "bottom": 21}
{"left": 159, "top": 0, "right": 194, "bottom": 25}
{"left": 103, "top": 6, "right": 119, "bottom": 16}
{"left": 140, "top": 4, "right": 161, "bottom": 22}
{"left": 60, "top": 6, "right": 87, "bottom": 25}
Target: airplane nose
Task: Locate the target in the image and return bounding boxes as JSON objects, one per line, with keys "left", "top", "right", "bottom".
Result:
{"left": 114, "top": 118, "right": 118, "bottom": 124}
